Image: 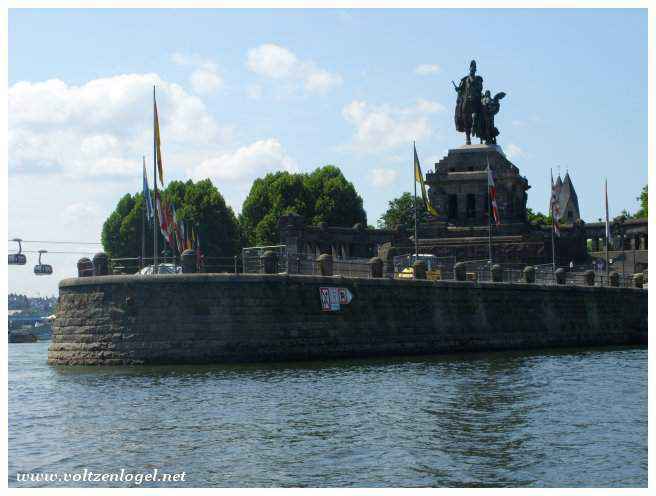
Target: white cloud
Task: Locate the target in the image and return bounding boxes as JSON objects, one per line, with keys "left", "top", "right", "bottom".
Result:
{"left": 414, "top": 64, "right": 441, "bottom": 75}
{"left": 246, "top": 43, "right": 343, "bottom": 95}
{"left": 246, "top": 84, "right": 263, "bottom": 100}
{"left": 370, "top": 168, "right": 399, "bottom": 188}
{"left": 60, "top": 202, "right": 103, "bottom": 227}
{"left": 341, "top": 99, "right": 444, "bottom": 152}
{"left": 414, "top": 98, "right": 445, "bottom": 113}
{"left": 9, "top": 73, "right": 231, "bottom": 179}
{"left": 189, "top": 138, "right": 297, "bottom": 184}
{"left": 505, "top": 143, "right": 524, "bottom": 159}
{"left": 190, "top": 67, "right": 222, "bottom": 95}
{"left": 171, "top": 52, "right": 223, "bottom": 95}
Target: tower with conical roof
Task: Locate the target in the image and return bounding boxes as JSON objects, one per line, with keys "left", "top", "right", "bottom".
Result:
{"left": 557, "top": 172, "right": 580, "bottom": 223}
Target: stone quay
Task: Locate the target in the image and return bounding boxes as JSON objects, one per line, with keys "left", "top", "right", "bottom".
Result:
{"left": 48, "top": 272, "right": 647, "bottom": 366}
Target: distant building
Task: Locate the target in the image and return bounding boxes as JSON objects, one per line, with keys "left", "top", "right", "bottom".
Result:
{"left": 554, "top": 172, "right": 581, "bottom": 223}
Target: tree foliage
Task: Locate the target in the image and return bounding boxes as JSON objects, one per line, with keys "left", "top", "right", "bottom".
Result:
{"left": 526, "top": 207, "right": 552, "bottom": 226}
{"left": 101, "top": 179, "right": 239, "bottom": 259}
{"left": 377, "top": 192, "right": 428, "bottom": 229}
{"left": 240, "top": 165, "right": 367, "bottom": 246}
{"left": 634, "top": 185, "right": 647, "bottom": 219}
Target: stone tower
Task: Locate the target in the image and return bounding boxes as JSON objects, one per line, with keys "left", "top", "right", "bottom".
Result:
{"left": 557, "top": 172, "right": 580, "bottom": 223}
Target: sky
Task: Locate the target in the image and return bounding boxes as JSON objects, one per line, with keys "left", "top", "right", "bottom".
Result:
{"left": 7, "top": 8, "right": 648, "bottom": 296}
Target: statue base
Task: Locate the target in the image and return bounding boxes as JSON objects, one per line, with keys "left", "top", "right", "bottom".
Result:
{"left": 424, "top": 142, "right": 528, "bottom": 226}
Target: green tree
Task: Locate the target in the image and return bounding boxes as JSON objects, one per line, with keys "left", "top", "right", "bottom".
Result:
{"left": 377, "top": 192, "right": 428, "bottom": 229}
{"left": 240, "top": 165, "right": 367, "bottom": 246}
{"left": 101, "top": 179, "right": 239, "bottom": 259}
{"left": 634, "top": 185, "right": 647, "bottom": 218}
{"left": 526, "top": 207, "right": 552, "bottom": 226}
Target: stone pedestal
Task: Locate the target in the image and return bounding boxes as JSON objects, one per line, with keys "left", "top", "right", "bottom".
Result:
{"left": 425, "top": 144, "right": 530, "bottom": 226}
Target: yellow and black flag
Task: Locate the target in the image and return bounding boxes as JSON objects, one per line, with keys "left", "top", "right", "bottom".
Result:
{"left": 154, "top": 89, "right": 164, "bottom": 185}
{"left": 414, "top": 143, "right": 438, "bottom": 217}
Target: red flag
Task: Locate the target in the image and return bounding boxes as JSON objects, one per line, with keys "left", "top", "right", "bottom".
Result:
{"left": 155, "top": 191, "right": 170, "bottom": 243}
{"left": 487, "top": 164, "right": 500, "bottom": 226}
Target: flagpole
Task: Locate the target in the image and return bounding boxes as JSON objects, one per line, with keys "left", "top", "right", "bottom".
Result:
{"left": 153, "top": 86, "right": 158, "bottom": 274}
{"left": 605, "top": 179, "right": 609, "bottom": 286}
{"left": 413, "top": 142, "right": 418, "bottom": 261}
{"left": 141, "top": 155, "right": 146, "bottom": 271}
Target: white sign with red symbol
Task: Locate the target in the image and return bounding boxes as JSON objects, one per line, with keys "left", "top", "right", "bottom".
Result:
{"left": 319, "top": 287, "right": 353, "bottom": 312}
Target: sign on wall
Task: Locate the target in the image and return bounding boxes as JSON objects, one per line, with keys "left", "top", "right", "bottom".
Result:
{"left": 319, "top": 287, "right": 353, "bottom": 312}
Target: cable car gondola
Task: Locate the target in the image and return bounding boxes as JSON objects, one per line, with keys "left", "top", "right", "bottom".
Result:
{"left": 8, "top": 238, "right": 27, "bottom": 265}
{"left": 34, "top": 250, "right": 53, "bottom": 275}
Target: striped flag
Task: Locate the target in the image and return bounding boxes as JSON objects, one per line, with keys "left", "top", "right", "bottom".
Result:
{"left": 550, "top": 169, "right": 561, "bottom": 236}
{"left": 487, "top": 164, "right": 500, "bottom": 226}
{"left": 155, "top": 191, "right": 170, "bottom": 244}
{"left": 154, "top": 90, "right": 164, "bottom": 185}
{"left": 414, "top": 143, "right": 439, "bottom": 217}
{"left": 171, "top": 204, "right": 184, "bottom": 254}
{"left": 142, "top": 157, "right": 154, "bottom": 220}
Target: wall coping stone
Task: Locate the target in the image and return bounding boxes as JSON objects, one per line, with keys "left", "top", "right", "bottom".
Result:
{"left": 58, "top": 273, "right": 645, "bottom": 294}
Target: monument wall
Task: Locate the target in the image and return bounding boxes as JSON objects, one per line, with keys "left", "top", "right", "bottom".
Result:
{"left": 48, "top": 274, "right": 647, "bottom": 366}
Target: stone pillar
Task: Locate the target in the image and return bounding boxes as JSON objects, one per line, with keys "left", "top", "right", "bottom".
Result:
{"left": 413, "top": 260, "right": 427, "bottom": 280}
{"left": 77, "top": 257, "right": 93, "bottom": 277}
{"left": 261, "top": 250, "right": 278, "bottom": 274}
{"left": 522, "top": 266, "right": 535, "bottom": 284}
{"left": 92, "top": 252, "right": 109, "bottom": 276}
{"left": 583, "top": 270, "right": 595, "bottom": 286}
{"left": 454, "top": 262, "right": 466, "bottom": 281}
{"left": 633, "top": 273, "right": 644, "bottom": 289}
{"left": 368, "top": 257, "right": 383, "bottom": 278}
{"left": 609, "top": 272, "right": 619, "bottom": 287}
{"left": 555, "top": 268, "right": 566, "bottom": 285}
{"left": 318, "top": 253, "right": 333, "bottom": 276}
{"left": 491, "top": 264, "right": 503, "bottom": 282}
{"left": 181, "top": 249, "right": 197, "bottom": 273}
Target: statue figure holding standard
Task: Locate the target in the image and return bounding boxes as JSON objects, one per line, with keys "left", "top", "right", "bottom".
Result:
{"left": 453, "top": 60, "right": 483, "bottom": 145}
{"left": 477, "top": 90, "right": 506, "bottom": 145}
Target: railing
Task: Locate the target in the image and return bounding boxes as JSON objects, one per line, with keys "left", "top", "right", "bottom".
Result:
{"left": 106, "top": 254, "right": 643, "bottom": 288}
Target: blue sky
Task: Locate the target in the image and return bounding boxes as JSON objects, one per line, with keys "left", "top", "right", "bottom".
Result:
{"left": 8, "top": 8, "right": 648, "bottom": 295}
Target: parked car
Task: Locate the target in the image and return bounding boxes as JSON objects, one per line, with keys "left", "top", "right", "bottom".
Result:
{"left": 138, "top": 263, "right": 182, "bottom": 275}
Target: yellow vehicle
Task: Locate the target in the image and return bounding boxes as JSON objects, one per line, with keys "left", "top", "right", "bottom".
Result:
{"left": 395, "top": 254, "right": 442, "bottom": 281}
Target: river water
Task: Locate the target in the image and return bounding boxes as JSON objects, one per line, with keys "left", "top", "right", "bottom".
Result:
{"left": 8, "top": 341, "right": 647, "bottom": 488}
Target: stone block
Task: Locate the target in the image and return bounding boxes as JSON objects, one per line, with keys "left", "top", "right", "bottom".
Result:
{"left": 555, "top": 268, "right": 566, "bottom": 285}
{"left": 318, "top": 254, "right": 333, "bottom": 276}
{"left": 491, "top": 264, "right": 503, "bottom": 282}
{"left": 368, "top": 257, "right": 384, "bottom": 278}
{"left": 633, "top": 273, "right": 644, "bottom": 289}
{"left": 454, "top": 262, "right": 466, "bottom": 281}
{"left": 583, "top": 270, "right": 595, "bottom": 286}
{"left": 413, "top": 260, "right": 427, "bottom": 280}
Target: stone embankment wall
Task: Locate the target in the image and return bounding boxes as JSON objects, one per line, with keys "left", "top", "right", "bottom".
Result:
{"left": 48, "top": 274, "right": 647, "bottom": 365}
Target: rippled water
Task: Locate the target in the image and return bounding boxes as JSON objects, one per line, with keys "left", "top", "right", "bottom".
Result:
{"left": 9, "top": 342, "right": 647, "bottom": 487}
